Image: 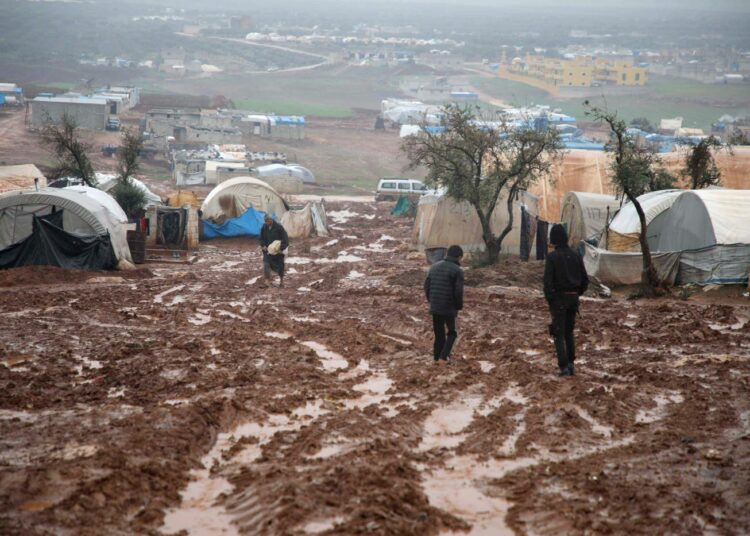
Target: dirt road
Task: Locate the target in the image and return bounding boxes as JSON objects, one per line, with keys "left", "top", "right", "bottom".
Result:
{"left": 1, "top": 202, "right": 749, "bottom": 535}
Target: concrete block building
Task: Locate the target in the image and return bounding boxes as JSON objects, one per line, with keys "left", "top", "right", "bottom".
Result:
{"left": 31, "top": 96, "right": 108, "bottom": 131}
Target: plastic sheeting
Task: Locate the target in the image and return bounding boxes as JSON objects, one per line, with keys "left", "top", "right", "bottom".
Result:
{"left": 583, "top": 242, "right": 680, "bottom": 286}
{"left": 678, "top": 245, "right": 750, "bottom": 285}
{"left": 202, "top": 206, "right": 266, "bottom": 239}
{"left": 281, "top": 202, "right": 330, "bottom": 238}
{"left": 0, "top": 210, "right": 117, "bottom": 271}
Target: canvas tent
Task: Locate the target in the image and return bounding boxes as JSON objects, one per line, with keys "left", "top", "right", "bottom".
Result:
{"left": 201, "top": 177, "right": 289, "bottom": 223}
{"left": 559, "top": 192, "right": 619, "bottom": 246}
{"left": 411, "top": 190, "right": 539, "bottom": 258}
{"left": 287, "top": 164, "right": 315, "bottom": 184}
{"left": 280, "top": 202, "right": 330, "bottom": 239}
{"left": 257, "top": 163, "right": 315, "bottom": 184}
{"left": 605, "top": 190, "right": 682, "bottom": 251}
{"left": 586, "top": 189, "right": 750, "bottom": 286}
{"left": 0, "top": 164, "right": 47, "bottom": 194}
{"left": 97, "top": 175, "right": 164, "bottom": 207}
{"left": 0, "top": 188, "right": 133, "bottom": 270}
{"left": 64, "top": 185, "right": 128, "bottom": 223}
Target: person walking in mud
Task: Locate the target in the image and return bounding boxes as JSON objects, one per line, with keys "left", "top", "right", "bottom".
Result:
{"left": 544, "top": 224, "right": 588, "bottom": 376}
{"left": 260, "top": 213, "right": 289, "bottom": 288}
{"left": 424, "top": 245, "right": 464, "bottom": 362}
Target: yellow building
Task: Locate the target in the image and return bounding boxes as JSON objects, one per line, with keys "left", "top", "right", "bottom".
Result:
{"left": 507, "top": 55, "right": 647, "bottom": 89}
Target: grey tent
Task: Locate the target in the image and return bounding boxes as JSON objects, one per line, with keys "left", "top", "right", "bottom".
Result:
{"left": 559, "top": 192, "right": 619, "bottom": 246}
{"left": 0, "top": 188, "right": 133, "bottom": 268}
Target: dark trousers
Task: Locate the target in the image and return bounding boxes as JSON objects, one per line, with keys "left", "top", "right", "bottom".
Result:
{"left": 263, "top": 252, "right": 285, "bottom": 279}
{"left": 432, "top": 314, "right": 457, "bottom": 360}
{"left": 549, "top": 294, "right": 578, "bottom": 371}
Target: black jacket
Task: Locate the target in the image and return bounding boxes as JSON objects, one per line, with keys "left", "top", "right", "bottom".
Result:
{"left": 544, "top": 245, "right": 589, "bottom": 303}
{"left": 259, "top": 221, "right": 289, "bottom": 252}
{"left": 424, "top": 257, "right": 464, "bottom": 316}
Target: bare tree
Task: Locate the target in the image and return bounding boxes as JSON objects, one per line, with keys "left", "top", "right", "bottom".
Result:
{"left": 401, "top": 105, "right": 562, "bottom": 264}
{"left": 681, "top": 135, "right": 727, "bottom": 189}
{"left": 586, "top": 103, "right": 673, "bottom": 294}
{"left": 41, "top": 113, "right": 96, "bottom": 186}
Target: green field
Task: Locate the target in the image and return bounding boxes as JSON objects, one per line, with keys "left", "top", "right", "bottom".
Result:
{"left": 134, "top": 67, "right": 402, "bottom": 118}
{"left": 473, "top": 75, "right": 750, "bottom": 131}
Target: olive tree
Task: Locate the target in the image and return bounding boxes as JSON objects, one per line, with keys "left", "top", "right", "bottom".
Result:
{"left": 41, "top": 113, "right": 96, "bottom": 186}
{"left": 111, "top": 128, "right": 147, "bottom": 218}
{"left": 401, "top": 105, "right": 562, "bottom": 264}
{"left": 681, "top": 135, "right": 728, "bottom": 189}
{"left": 586, "top": 103, "right": 676, "bottom": 293}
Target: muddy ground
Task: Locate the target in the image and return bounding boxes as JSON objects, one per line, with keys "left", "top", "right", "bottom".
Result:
{"left": 1, "top": 201, "right": 749, "bottom": 536}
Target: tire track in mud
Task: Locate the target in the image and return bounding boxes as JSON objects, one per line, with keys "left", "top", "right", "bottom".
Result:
{"left": 2, "top": 202, "right": 750, "bottom": 535}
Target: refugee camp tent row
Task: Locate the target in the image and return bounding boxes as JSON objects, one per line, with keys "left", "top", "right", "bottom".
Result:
{"left": 200, "top": 176, "right": 328, "bottom": 240}
{"left": 584, "top": 189, "right": 750, "bottom": 286}
{"left": 411, "top": 189, "right": 540, "bottom": 260}
{"left": 0, "top": 188, "right": 134, "bottom": 270}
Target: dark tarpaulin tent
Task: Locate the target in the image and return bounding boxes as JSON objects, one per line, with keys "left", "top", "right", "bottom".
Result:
{"left": 0, "top": 210, "right": 117, "bottom": 271}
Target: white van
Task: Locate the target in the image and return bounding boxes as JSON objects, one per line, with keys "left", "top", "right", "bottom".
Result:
{"left": 376, "top": 178, "right": 428, "bottom": 201}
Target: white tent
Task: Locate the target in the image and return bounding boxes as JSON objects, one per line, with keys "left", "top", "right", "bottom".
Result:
{"left": 64, "top": 185, "right": 128, "bottom": 223}
{"left": 201, "top": 176, "right": 288, "bottom": 222}
{"left": 559, "top": 192, "right": 619, "bottom": 246}
{"left": 254, "top": 164, "right": 304, "bottom": 193}
{"left": 589, "top": 189, "right": 750, "bottom": 286}
{"left": 0, "top": 188, "right": 133, "bottom": 266}
{"left": 286, "top": 164, "right": 316, "bottom": 184}
{"left": 605, "top": 190, "right": 682, "bottom": 251}
{"left": 97, "top": 175, "right": 163, "bottom": 207}
{"left": 648, "top": 190, "right": 750, "bottom": 251}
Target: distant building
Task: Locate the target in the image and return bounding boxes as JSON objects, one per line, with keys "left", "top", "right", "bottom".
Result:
{"left": 145, "top": 108, "right": 240, "bottom": 143}
{"left": 0, "top": 83, "right": 24, "bottom": 105}
{"left": 32, "top": 96, "right": 108, "bottom": 131}
{"left": 507, "top": 54, "right": 647, "bottom": 89}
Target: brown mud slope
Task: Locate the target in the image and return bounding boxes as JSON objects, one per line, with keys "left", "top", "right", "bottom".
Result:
{"left": 1, "top": 202, "right": 749, "bottom": 536}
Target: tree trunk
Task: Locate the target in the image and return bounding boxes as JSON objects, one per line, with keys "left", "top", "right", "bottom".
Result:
{"left": 632, "top": 196, "right": 661, "bottom": 293}
{"left": 476, "top": 209, "right": 499, "bottom": 264}
{"left": 494, "top": 186, "right": 518, "bottom": 258}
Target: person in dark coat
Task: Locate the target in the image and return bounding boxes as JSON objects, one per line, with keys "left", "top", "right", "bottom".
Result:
{"left": 259, "top": 214, "right": 289, "bottom": 288}
{"left": 424, "top": 245, "right": 465, "bottom": 362}
{"left": 544, "top": 224, "right": 589, "bottom": 376}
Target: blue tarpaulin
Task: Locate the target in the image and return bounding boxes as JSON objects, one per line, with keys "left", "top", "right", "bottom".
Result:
{"left": 202, "top": 207, "right": 270, "bottom": 239}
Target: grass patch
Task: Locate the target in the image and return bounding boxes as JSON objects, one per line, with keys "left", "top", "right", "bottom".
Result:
{"left": 473, "top": 74, "right": 750, "bottom": 131}
{"left": 129, "top": 67, "right": 402, "bottom": 117}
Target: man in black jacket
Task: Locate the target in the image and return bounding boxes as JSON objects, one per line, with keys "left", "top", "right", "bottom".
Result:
{"left": 259, "top": 214, "right": 289, "bottom": 288}
{"left": 544, "top": 224, "right": 589, "bottom": 376}
{"left": 424, "top": 245, "right": 465, "bottom": 362}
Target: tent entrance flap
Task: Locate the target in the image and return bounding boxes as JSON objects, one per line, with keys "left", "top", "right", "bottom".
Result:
{"left": 0, "top": 210, "right": 117, "bottom": 271}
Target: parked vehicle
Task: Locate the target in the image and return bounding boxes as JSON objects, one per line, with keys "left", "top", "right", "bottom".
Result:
{"left": 105, "top": 117, "right": 121, "bottom": 131}
{"left": 375, "top": 178, "right": 429, "bottom": 201}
